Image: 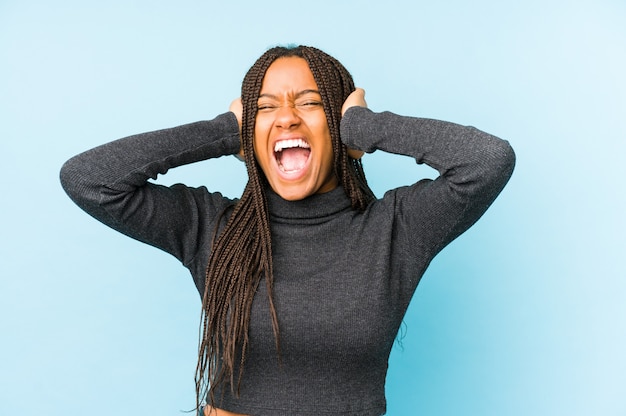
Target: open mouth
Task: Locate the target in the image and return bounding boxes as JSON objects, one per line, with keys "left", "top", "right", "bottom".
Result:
{"left": 274, "top": 138, "right": 311, "bottom": 173}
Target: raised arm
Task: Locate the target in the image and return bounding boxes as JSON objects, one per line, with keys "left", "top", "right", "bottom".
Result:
{"left": 60, "top": 112, "right": 241, "bottom": 264}
{"left": 340, "top": 90, "right": 515, "bottom": 258}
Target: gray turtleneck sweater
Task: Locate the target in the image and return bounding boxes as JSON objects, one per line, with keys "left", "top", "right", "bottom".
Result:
{"left": 60, "top": 107, "right": 515, "bottom": 415}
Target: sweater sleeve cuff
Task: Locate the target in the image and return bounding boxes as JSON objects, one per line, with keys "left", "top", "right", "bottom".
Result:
{"left": 213, "top": 111, "right": 242, "bottom": 156}
{"left": 339, "top": 106, "right": 377, "bottom": 153}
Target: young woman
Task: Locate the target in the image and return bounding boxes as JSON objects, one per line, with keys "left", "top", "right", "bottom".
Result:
{"left": 60, "top": 45, "right": 515, "bottom": 416}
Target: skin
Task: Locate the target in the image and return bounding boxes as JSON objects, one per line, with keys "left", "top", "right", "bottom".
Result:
{"left": 230, "top": 57, "right": 366, "bottom": 201}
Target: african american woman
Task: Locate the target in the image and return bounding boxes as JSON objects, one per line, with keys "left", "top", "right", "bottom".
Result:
{"left": 60, "top": 45, "right": 515, "bottom": 416}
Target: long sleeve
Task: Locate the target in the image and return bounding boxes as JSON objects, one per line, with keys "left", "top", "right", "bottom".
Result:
{"left": 340, "top": 106, "right": 515, "bottom": 260}
{"left": 60, "top": 112, "right": 241, "bottom": 265}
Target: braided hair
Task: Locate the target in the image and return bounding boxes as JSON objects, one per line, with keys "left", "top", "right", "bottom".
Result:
{"left": 195, "top": 45, "right": 375, "bottom": 412}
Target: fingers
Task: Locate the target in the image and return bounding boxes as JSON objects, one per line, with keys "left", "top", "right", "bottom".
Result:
{"left": 342, "top": 88, "right": 367, "bottom": 159}
{"left": 229, "top": 98, "right": 244, "bottom": 160}
{"left": 229, "top": 97, "right": 243, "bottom": 131}
{"left": 341, "top": 88, "right": 367, "bottom": 116}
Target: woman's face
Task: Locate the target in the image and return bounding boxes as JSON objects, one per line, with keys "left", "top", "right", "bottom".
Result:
{"left": 253, "top": 57, "right": 337, "bottom": 201}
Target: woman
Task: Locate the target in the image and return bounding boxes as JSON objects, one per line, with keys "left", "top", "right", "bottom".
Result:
{"left": 60, "top": 45, "right": 515, "bottom": 416}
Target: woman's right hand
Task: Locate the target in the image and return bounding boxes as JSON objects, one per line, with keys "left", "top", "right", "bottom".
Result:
{"left": 229, "top": 98, "right": 244, "bottom": 160}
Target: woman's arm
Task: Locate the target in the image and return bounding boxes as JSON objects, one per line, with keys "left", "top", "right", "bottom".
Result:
{"left": 59, "top": 112, "right": 241, "bottom": 264}
{"left": 340, "top": 91, "right": 515, "bottom": 258}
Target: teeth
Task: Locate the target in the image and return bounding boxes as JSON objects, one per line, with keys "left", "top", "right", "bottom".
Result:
{"left": 274, "top": 138, "right": 310, "bottom": 153}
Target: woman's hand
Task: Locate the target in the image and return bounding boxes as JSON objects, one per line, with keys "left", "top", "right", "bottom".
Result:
{"left": 229, "top": 97, "right": 243, "bottom": 129}
{"left": 229, "top": 98, "right": 244, "bottom": 160}
{"left": 342, "top": 88, "right": 367, "bottom": 159}
{"left": 342, "top": 87, "right": 367, "bottom": 116}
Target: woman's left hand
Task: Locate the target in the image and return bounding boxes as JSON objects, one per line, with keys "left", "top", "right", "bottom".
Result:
{"left": 342, "top": 88, "right": 367, "bottom": 159}
{"left": 342, "top": 88, "right": 367, "bottom": 116}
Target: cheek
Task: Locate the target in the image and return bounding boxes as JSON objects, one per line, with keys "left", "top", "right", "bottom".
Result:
{"left": 310, "top": 114, "right": 332, "bottom": 149}
{"left": 252, "top": 137, "right": 268, "bottom": 168}
{"left": 319, "top": 126, "right": 334, "bottom": 163}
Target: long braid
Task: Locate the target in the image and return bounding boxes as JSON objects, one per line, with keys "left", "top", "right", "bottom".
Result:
{"left": 300, "top": 47, "right": 375, "bottom": 209}
{"left": 195, "top": 45, "right": 375, "bottom": 413}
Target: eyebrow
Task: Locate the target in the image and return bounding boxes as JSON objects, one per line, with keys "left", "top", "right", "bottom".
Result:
{"left": 258, "top": 89, "right": 321, "bottom": 100}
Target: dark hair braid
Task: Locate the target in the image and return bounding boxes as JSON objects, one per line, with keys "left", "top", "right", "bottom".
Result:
{"left": 195, "top": 45, "right": 375, "bottom": 413}
{"left": 299, "top": 47, "right": 375, "bottom": 209}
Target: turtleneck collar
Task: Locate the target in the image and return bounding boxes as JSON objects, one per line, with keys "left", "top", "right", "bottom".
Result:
{"left": 265, "top": 186, "right": 353, "bottom": 223}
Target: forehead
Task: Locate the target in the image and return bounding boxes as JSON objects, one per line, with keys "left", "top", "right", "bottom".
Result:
{"left": 260, "top": 57, "right": 319, "bottom": 94}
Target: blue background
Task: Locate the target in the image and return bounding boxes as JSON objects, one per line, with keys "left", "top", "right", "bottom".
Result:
{"left": 2, "top": 1, "right": 625, "bottom": 415}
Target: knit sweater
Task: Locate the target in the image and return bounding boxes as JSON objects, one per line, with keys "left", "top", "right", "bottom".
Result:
{"left": 60, "top": 106, "right": 515, "bottom": 415}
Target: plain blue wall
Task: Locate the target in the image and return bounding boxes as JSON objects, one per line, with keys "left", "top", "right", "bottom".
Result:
{"left": 2, "top": 1, "right": 625, "bottom": 415}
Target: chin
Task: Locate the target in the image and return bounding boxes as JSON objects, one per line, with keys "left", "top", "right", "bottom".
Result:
{"left": 267, "top": 178, "right": 317, "bottom": 201}
{"left": 273, "top": 187, "right": 311, "bottom": 201}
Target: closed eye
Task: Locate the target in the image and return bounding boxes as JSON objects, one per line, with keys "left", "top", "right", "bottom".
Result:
{"left": 297, "top": 101, "right": 323, "bottom": 108}
{"left": 257, "top": 104, "right": 278, "bottom": 111}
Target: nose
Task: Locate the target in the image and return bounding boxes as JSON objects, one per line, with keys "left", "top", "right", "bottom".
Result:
{"left": 275, "top": 104, "right": 300, "bottom": 129}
